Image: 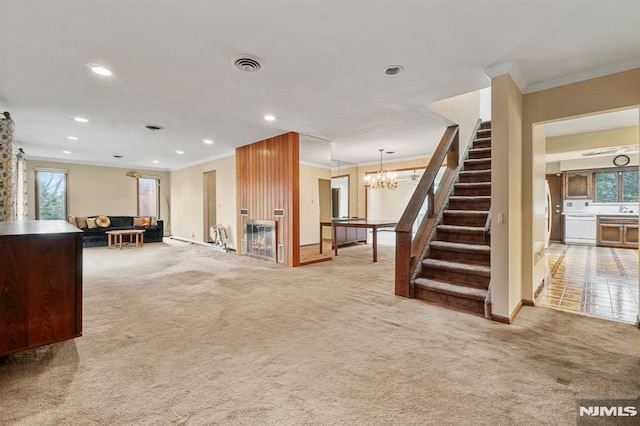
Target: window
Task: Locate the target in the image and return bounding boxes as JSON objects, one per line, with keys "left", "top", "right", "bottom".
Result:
{"left": 35, "top": 170, "right": 67, "bottom": 220}
{"left": 594, "top": 172, "right": 618, "bottom": 202}
{"left": 622, "top": 170, "right": 638, "bottom": 201}
{"left": 138, "top": 177, "right": 159, "bottom": 217}
{"left": 594, "top": 169, "right": 639, "bottom": 203}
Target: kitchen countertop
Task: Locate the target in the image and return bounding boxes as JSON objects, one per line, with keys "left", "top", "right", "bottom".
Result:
{"left": 562, "top": 212, "right": 638, "bottom": 217}
{"left": 595, "top": 213, "right": 639, "bottom": 217}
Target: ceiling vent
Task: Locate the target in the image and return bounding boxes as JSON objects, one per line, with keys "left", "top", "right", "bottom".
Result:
{"left": 384, "top": 65, "right": 404, "bottom": 76}
{"left": 233, "top": 55, "right": 263, "bottom": 73}
{"left": 144, "top": 124, "right": 164, "bottom": 131}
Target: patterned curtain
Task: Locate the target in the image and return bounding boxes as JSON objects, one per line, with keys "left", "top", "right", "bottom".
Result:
{"left": 0, "top": 113, "right": 14, "bottom": 221}
{"left": 15, "top": 147, "right": 27, "bottom": 219}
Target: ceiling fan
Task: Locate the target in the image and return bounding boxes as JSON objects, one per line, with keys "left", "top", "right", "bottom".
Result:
{"left": 397, "top": 170, "right": 421, "bottom": 185}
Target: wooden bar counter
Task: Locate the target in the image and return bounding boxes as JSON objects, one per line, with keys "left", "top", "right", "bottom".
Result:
{"left": 0, "top": 220, "right": 83, "bottom": 357}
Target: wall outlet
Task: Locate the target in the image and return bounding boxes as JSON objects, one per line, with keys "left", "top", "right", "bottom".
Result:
{"left": 191, "top": 231, "right": 195, "bottom": 238}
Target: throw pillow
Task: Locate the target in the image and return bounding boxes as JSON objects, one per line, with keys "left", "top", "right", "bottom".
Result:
{"left": 76, "top": 216, "right": 88, "bottom": 228}
{"left": 150, "top": 216, "right": 158, "bottom": 226}
{"left": 67, "top": 215, "right": 78, "bottom": 227}
{"left": 87, "top": 217, "right": 97, "bottom": 229}
{"left": 133, "top": 216, "right": 148, "bottom": 227}
{"left": 95, "top": 215, "right": 111, "bottom": 227}
{"left": 141, "top": 216, "right": 151, "bottom": 226}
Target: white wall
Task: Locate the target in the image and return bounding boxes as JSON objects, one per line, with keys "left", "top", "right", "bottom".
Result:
{"left": 479, "top": 87, "right": 492, "bottom": 121}
{"left": 368, "top": 178, "right": 418, "bottom": 222}
{"left": 170, "top": 154, "right": 236, "bottom": 249}
{"left": 430, "top": 88, "right": 482, "bottom": 159}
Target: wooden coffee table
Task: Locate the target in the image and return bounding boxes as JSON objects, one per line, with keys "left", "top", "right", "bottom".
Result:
{"left": 106, "top": 229, "right": 145, "bottom": 249}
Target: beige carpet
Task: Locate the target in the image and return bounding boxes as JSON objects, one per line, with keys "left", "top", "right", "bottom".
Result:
{"left": 1, "top": 241, "right": 639, "bottom": 425}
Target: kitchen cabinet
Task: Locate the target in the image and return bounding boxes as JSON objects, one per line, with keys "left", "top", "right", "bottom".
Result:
{"left": 564, "top": 172, "right": 592, "bottom": 199}
{"left": 596, "top": 216, "right": 638, "bottom": 248}
{"left": 334, "top": 223, "right": 368, "bottom": 246}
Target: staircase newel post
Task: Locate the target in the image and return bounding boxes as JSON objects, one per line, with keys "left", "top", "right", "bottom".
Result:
{"left": 395, "top": 231, "right": 413, "bottom": 297}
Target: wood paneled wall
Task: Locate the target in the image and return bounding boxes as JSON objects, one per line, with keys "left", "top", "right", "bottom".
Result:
{"left": 236, "top": 132, "right": 300, "bottom": 266}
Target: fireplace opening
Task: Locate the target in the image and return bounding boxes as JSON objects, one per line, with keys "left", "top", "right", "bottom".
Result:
{"left": 244, "top": 220, "right": 276, "bottom": 262}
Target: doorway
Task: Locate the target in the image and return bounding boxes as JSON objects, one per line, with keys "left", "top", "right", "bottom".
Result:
{"left": 536, "top": 108, "right": 640, "bottom": 324}
{"left": 203, "top": 170, "right": 216, "bottom": 242}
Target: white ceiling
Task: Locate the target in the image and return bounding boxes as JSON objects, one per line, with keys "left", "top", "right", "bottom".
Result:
{"left": 1, "top": 1, "right": 639, "bottom": 171}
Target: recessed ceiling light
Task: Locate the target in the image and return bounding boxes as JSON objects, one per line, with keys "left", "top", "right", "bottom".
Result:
{"left": 74, "top": 117, "right": 89, "bottom": 123}
{"left": 203, "top": 139, "right": 214, "bottom": 145}
{"left": 383, "top": 65, "right": 404, "bottom": 76}
{"left": 63, "top": 150, "right": 71, "bottom": 154}
{"left": 68, "top": 136, "right": 78, "bottom": 140}
{"left": 90, "top": 65, "right": 112, "bottom": 76}
{"left": 264, "top": 114, "right": 276, "bottom": 122}
{"left": 152, "top": 160, "right": 159, "bottom": 164}
{"left": 176, "top": 150, "right": 184, "bottom": 154}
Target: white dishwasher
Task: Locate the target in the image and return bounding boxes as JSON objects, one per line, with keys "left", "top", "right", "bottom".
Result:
{"left": 564, "top": 214, "right": 597, "bottom": 245}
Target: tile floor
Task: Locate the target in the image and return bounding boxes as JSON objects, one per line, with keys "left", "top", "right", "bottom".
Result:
{"left": 538, "top": 243, "right": 639, "bottom": 324}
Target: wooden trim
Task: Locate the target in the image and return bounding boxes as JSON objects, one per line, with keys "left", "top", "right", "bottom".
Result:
{"left": 491, "top": 314, "right": 511, "bottom": 324}
{"left": 236, "top": 132, "right": 300, "bottom": 266}
{"left": 299, "top": 257, "right": 332, "bottom": 266}
{"left": 491, "top": 300, "right": 524, "bottom": 324}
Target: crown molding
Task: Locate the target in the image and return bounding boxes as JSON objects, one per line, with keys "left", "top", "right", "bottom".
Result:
{"left": 484, "top": 61, "right": 528, "bottom": 93}
{"left": 525, "top": 58, "right": 640, "bottom": 93}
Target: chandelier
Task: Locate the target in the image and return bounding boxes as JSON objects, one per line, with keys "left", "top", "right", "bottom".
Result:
{"left": 364, "top": 149, "right": 398, "bottom": 190}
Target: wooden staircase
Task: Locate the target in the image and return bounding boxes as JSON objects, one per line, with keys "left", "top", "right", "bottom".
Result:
{"left": 413, "top": 122, "right": 491, "bottom": 317}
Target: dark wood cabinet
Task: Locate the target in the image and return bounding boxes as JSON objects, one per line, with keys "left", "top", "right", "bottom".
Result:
{"left": 596, "top": 216, "right": 638, "bottom": 248}
{"left": 0, "top": 220, "right": 83, "bottom": 356}
{"left": 564, "top": 172, "right": 592, "bottom": 199}
{"left": 334, "top": 224, "right": 368, "bottom": 246}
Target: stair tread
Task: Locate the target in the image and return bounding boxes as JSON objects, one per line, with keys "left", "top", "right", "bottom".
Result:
{"left": 437, "top": 224, "right": 485, "bottom": 233}
{"left": 422, "top": 258, "right": 491, "bottom": 276}
{"left": 473, "top": 137, "right": 492, "bottom": 142}
{"left": 465, "top": 158, "right": 492, "bottom": 163}
{"left": 430, "top": 241, "right": 490, "bottom": 253}
{"left": 454, "top": 182, "right": 491, "bottom": 187}
{"left": 414, "top": 278, "right": 488, "bottom": 300}
{"left": 449, "top": 195, "right": 491, "bottom": 200}
{"left": 460, "top": 169, "right": 491, "bottom": 174}
{"left": 443, "top": 209, "right": 489, "bottom": 215}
